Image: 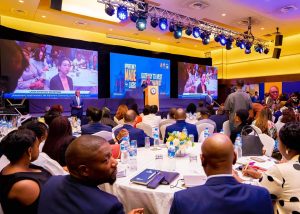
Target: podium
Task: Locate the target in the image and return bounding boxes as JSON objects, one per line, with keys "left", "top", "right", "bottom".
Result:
{"left": 144, "top": 86, "right": 159, "bottom": 109}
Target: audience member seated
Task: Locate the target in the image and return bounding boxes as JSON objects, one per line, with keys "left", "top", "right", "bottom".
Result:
{"left": 80, "top": 106, "right": 94, "bottom": 126}
{"left": 170, "top": 134, "right": 273, "bottom": 214}
{"left": 209, "top": 106, "right": 228, "bottom": 132}
{"left": 249, "top": 102, "right": 264, "bottom": 122}
{"left": 185, "top": 103, "right": 197, "bottom": 124}
{"left": 236, "top": 122, "right": 300, "bottom": 214}
{"left": 114, "top": 110, "right": 153, "bottom": 147}
{"left": 159, "top": 108, "right": 176, "bottom": 128}
{"left": 101, "top": 107, "right": 118, "bottom": 128}
{"left": 275, "top": 107, "right": 297, "bottom": 132}
{"left": 114, "top": 104, "right": 128, "bottom": 124}
{"left": 42, "top": 116, "right": 76, "bottom": 167}
{"left": 37, "top": 135, "right": 144, "bottom": 214}
{"left": 43, "top": 109, "right": 61, "bottom": 126}
{"left": 140, "top": 105, "right": 151, "bottom": 118}
{"left": 81, "top": 107, "right": 112, "bottom": 135}
{"left": 142, "top": 105, "right": 161, "bottom": 129}
{"left": 253, "top": 107, "right": 277, "bottom": 139}
{"left": 50, "top": 104, "right": 64, "bottom": 114}
{"left": 196, "top": 100, "right": 206, "bottom": 119}
{"left": 230, "top": 109, "right": 249, "bottom": 143}
{"left": 0, "top": 129, "right": 52, "bottom": 214}
{"left": 164, "top": 108, "right": 198, "bottom": 143}
{"left": 130, "top": 103, "right": 142, "bottom": 127}
{"left": 196, "top": 108, "right": 217, "bottom": 132}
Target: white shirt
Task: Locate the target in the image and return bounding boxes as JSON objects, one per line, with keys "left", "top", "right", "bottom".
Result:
{"left": 142, "top": 114, "right": 161, "bottom": 129}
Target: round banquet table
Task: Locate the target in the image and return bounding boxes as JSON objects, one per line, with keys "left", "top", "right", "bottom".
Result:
{"left": 100, "top": 143, "right": 276, "bottom": 214}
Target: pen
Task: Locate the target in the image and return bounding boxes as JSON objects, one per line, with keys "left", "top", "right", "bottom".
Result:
{"left": 148, "top": 172, "right": 158, "bottom": 180}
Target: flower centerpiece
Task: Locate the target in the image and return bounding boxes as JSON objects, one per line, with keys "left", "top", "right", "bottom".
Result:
{"left": 166, "top": 131, "right": 194, "bottom": 157}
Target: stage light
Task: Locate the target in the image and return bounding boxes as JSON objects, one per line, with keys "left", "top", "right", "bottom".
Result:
{"left": 150, "top": 17, "right": 158, "bottom": 28}
{"left": 202, "top": 36, "right": 210, "bottom": 45}
{"left": 254, "top": 44, "right": 264, "bottom": 54}
{"left": 245, "top": 41, "right": 252, "bottom": 50}
{"left": 264, "top": 47, "right": 269, "bottom": 54}
{"left": 136, "top": 17, "right": 147, "bottom": 31}
{"left": 220, "top": 35, "right": 226, "bottom": 46}
{"left": 159, "top": 18, "right": 168, "bottom": 31}
{"left": 117, "top": 6, "right": 128, "bottom": 21}
{"left": 105, "top": 4, "right": 115, "bottom": 16}
{"left": 239, "top": 40, "right": 245, "bottom": 49}
{"left": 214, "top": 34, "right": 221, "bottom": 43}
{"left": 130, "top": 12, "right": 139, "bottom": 23}
{"left": 245, "top": 49, "right": 251, "bottom": 54}
{"left": 192, "top": 27, "right": 200, "bottom": 38}
{"left": 169, "top": 22, "right": 175, "bottom": 32}
{"left": 185, "top": 26, "right": 192, "bottom": 36}
{"left": 174, "top": 26, "right": 182, "bottom": 39}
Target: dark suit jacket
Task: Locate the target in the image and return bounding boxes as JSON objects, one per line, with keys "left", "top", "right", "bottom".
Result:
{"left": 164, "top": 120, "right": 198, "bottom": 143}
{"left": 38, "top": 175, "right": 124, "bottom": 214}
{"left": 70, "top": 96, "right": 84, "bottom": 118}
{"left": 114, "top": 124, "right": 153, "bottom": 147}
{"left": 81, "top": 122, "right": 112, "bottom": 135}
{"left": 50, "top": 74, "right": 73, "bottom": 90}
{"left": 170, "top": 176, "right": 273, "bottom": 214}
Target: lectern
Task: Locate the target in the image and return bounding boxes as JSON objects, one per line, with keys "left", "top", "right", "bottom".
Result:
{"left": 144, "top": 86, "right": 159, "bottom": 109}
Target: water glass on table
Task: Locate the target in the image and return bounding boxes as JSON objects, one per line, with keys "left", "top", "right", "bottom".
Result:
{"left": 155, "top": 153, "right": 164, "bottom": 170}
{"left": 189, "top": 134, "right": 194, "bottom": 143}
{"left": 145, "top": 137, "right": 150, "bottom": 149}
{"left": 189, "top": 153, "right": 198, "bottom": 173}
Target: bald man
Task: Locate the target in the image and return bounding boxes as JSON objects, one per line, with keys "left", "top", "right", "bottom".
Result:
{"left": 266, "top": 86, "right": 280, "bottom": 110}
{"left": 38, "top": 135, "right": 143, "bottom": 214}
{"left": 114, "top": 110, "right": 153, "bottom": 147}
{"left": 164, "top": 108, "right": 198, "bottom": 142}
{"left": 170, "top": 134, "right": 273, "bottom": 214}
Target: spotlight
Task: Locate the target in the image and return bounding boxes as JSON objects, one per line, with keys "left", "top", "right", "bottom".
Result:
{"left": 169, "top": 22, "right": 175, "bottom": 32}
{"left": 264, "top": 47, "right": 269, "bottom": 54}
{"left": 136, "top": 17, "right": 147, "bottom": 31}
{"left": 220, "top": 35, "right": 226, "bottom": 46}
{"left": 185, "top": 26, "right": 192, "bottom": 36}
{"left": 245, "top": 49, "right": 251, "bottom": 54}
{"left": 254, "top": 44, "right": 263, "bottom": 53}
{"left": 105, "top": 4, "right": 115, "bottom": 16}
{"left": 129, "top": 12, "right": 139, "bottom": 23}
{"left": 214, "top": 34, "right": 221, "bottom": 43}
{"left": 245, "top": 41, "right": 252, "bottom": 50}
{"left": 239, "top": 40, "right": 245, "bottom": 49}
{"left": 174, "top": 26, "right": 182, "bottom": 39}
{"left": 202, "top": 36, "right": 210, "bottom": 45}
{"left": 117, "top": 6, "right": 128, "bottom": 21}
{"left": 192, "top": 27, "right": 200, "bottom": 38}
{"left": 159, "top": 18, "right": 168, "bottom": 31}
{"left": 150, "top": 17, "right": 158, "bottom": 28}
{"left": 226, "top": 42, "right": 233, "bottom": 50}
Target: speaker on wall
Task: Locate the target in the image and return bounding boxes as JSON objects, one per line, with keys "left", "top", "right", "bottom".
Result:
{"left": 275, "top": 34, "right": 283, "bottom": 46}
{"left": 272, "top": 48, "right": 281, "bottom": 59}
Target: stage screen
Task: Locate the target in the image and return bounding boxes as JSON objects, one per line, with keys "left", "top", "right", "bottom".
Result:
{"left": 178, "top": 62, "right": 218, "bottom": 99}
{"left": 1, "top": 39, "right": 98, "bottom": 99}
{"left": 110, "top": 53, "right": 170, "bottom": 99}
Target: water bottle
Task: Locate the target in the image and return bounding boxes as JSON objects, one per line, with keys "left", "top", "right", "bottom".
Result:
{"left": 120, "top": 137, "right": 129, "bottom": 164}
{"left": 182, "top": 127, "right": 188, "bottom": 135}
{"left": 234, "top": 134, "right": 243, "bottom": 159}
{"left": 168, "top": 141, "right": 176, "bottom": 171}
{"left": 153, "top": 127, "right": 159, "bottom": 148}
{"left": 204, "top": 127, "right": 210, "bottom": 139}
{"left": 128, "top": 140, "right": 137, "bottom": 171}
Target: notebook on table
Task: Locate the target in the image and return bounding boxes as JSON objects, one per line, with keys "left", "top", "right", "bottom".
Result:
{"left": 130, "top": 169, "right": 160, "bottom": 185}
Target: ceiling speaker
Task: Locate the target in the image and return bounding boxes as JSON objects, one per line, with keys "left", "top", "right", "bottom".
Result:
{"left": 275, "top": 34, "right": 283, "bottom": 46}
{"left": 272, "top": 48, "right": 281, "bottom": 59}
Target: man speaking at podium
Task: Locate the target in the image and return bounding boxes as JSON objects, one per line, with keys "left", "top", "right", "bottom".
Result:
{"left": 70, "top": 90, "right": 84, "bottom": 119}
{"left": 141, "top": 75, "right": 153, "bottom": 105}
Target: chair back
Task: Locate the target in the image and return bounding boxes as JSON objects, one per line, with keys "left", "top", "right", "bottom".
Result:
{"left": 196, "top": 123, "right": 214, "bottom": 141}
{"left": 136, "top": 122, "right": 153, "bottom": 137}
{"left": 222, "top": 120, "right": 231, "bottom": 137}
{"left": 258, "top": 134, "right": 275, "bottom": 157}
{"left": 92, "top": 131, "right": 113, "bottom": 141}
{"left": 160, "top": 123, "right": 173, "bottom": 140}
{"left": 111, "top": 144, "right": 120, "bottom": 159}
{"left": 250, "top": 125, "right": 262, "bottom": 134}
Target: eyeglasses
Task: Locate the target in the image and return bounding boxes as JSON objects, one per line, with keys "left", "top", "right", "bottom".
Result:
{"left": 270, "top": 91, "right": 279, "bottom": 94}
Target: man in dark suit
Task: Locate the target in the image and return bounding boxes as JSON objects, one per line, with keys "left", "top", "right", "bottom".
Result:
{"left": 38, "top": 135, "right": 143, "bottom": 214}
{"left": 164, "top": 108, "right": 198, "bottom": 143}
{"left": 170, "top": 134, "right": 273, "bottom": 214}
{"left": 114, "top": 110, "right": 153, "bottom": 147}
{"left": 70, "top": 90, "right": 84, "bottom": 119}
{"left": 81, "top": 107, "right": 112, "bottom": 135}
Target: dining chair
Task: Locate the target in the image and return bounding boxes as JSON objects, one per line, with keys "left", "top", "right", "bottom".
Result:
{"left": 92, "top": 130, "right": 113, "bottom": 141}
{"left": 136, "top": 122, "right": 153, "bottom": 137}
{"left": 222, "top": 120, "right": 231, "bottom": 137}
{"left": 258, "top": 133, "right": 275, "bottom": 157}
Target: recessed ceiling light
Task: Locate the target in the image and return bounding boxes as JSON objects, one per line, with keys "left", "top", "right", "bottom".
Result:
{"left": 260, "top": 27, "right": 265, "bottom": 30}
{"left": 41, "top": 15, "right": 46, "bottom": 18}
{"left": 221, "top": 13, "right": 226, "bottom": 17}
{"left": 18, "top": 0, "right": 24, "bottom": 3}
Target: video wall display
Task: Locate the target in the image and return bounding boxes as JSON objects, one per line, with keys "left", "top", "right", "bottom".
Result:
{"left": 2, "top": 39, "right": 98, "bottom": 99}
{"left": 178, "top": 62, "right": 218, "bottom": 99}
{"left": 110, "top": 53, "right": 170, "bottom": 99}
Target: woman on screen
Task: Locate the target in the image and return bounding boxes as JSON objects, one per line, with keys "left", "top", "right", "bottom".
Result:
{"left": 197, "top": 73, "right": 207, "bottom": 94}
{"left": 50, "top": 57, "right": 73, "bottom": 91}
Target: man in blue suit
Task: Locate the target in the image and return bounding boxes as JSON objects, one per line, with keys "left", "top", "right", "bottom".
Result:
{"left": 38, "top": 135, "right": 143, "bottom": 214}
{"left": 81, "top": 107, "right": 112, "bottom": 135}
{"left": 164, "top": 108, "right": 198, "bottom": 142}
{"left": 114, "top": 110, "right": 153, "bottom": 147}
{"left": 169, "top": 134, "right": 273, "bottom": 214}
{"left": 70, "top": 90, "right": 84, "bottom": 119}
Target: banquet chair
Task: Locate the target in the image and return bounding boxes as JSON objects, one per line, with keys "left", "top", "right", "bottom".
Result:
{"left": 136, "top": 122, "right": 153, "bottom": 137}
{"left": 196, "top": 123, "right": 214, "bottom": 142}
{"left": 258, "top": 134, "right": 275, "bottom": 157}
{"left": 250, "top": 125, "right": 262, "bottom": 134}
{"left": 222, "top": 120, "right": 231, "bottom": 137}
{"left": 160, "top": 123, "right": 173, "bottom": 140}
{"left": 92, "top": 131, "right": 113, "bottom": 141}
